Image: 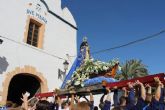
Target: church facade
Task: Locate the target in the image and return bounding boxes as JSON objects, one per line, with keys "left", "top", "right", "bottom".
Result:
{"left": 0, "top": 0, "right": 77, "bottom": 105}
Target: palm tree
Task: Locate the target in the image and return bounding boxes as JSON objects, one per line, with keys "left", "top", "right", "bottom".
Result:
{"left": 115, "top": 59, "right": 148, "bottom": 80}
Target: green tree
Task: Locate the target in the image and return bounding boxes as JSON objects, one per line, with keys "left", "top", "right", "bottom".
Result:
{"left": 115, "top": 59, "right": 148, "bottom": 80}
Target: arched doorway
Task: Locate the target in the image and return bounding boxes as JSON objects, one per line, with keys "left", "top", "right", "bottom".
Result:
{"left": 1, "top": 66, "right": 48, "bottom": 105}
{"left": 7, "top": 74, "right": 41, "bottom": 105}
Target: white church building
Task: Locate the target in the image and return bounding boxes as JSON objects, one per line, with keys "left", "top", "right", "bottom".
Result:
{"left": 0, "top": 0, "right": 77, "bottom": 105}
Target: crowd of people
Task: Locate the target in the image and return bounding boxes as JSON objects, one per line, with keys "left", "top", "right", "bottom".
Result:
{"left": 2, "top": 77, "right": 165, "bottom": 110}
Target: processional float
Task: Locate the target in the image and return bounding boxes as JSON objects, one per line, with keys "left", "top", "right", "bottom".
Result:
{"left": 35, "top": 38, "right": 165, "bottom": 98}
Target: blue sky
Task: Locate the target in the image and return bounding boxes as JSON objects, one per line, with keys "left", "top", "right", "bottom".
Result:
{"left": 62, "top": 0, "right": 165, "bottom": 74}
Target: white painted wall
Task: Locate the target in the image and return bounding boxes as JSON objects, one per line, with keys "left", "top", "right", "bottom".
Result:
{"left": 0, "top": 0, "right": 77, "bottom": 99}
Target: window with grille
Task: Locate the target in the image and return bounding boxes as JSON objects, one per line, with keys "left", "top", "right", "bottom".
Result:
{"left": 27, "top": 20, "right": 41, "bottom": 47}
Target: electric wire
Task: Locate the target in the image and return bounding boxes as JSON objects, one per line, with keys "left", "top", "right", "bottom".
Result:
{"left": 91, "top": 29, "right": 165, "bottom": 54}
{"left": 1, "top": 29, "right": 165, "bottom": 59}
{"left": 0, "top": 35, "right": 66, "bottom": 60}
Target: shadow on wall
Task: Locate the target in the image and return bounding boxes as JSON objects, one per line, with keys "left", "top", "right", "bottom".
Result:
{"left": 0, "top": 56, "right": 9, "bottom": 74}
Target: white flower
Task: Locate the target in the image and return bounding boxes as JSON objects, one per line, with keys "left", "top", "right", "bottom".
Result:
{"left": 81, "top": 83, "right": 84, "bottom": 87}
{"left": 118, "top": 66, "right": 122, "bottom": 71}
{"left": 90, "top": 69, "right": 94, "bottom": 73}
{"left": 91, "top": 58, "right": 94, "bottom": 61}
{"left": 66, "top": 80, "right": 71, "bottom": 84}
{"left": 103, "top": 66, "right": 108, "bottom": 70}
{"left": 74, "top": 81, "right": 80, "bottom": 85}
{"left": 81, "top": 74, "right": 85, "bottom": 78}
{"left": 77, "top": 77, "right": 81, "bottom": 81}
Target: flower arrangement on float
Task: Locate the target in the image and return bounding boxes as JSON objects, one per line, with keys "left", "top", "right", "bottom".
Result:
{"left": 65, "top": 58, "right": 121, "bottom": 89}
